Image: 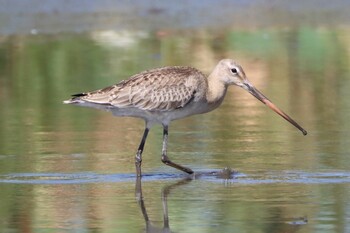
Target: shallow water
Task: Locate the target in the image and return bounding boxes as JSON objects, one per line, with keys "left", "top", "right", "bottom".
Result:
{"left": 1, "top": 1, "right": 350, "bottom": 233}
{"left": 1, "top": 171, "right": 349, "bottom": 233}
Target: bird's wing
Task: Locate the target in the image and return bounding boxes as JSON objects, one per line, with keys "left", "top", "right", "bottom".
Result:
{"left": 75, "top": 66, "right": 207, "bottom": 111}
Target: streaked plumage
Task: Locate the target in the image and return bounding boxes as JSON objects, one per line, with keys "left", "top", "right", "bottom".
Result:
{"left": 70, "top": 66, "right": 206, "bottom": 110}
{"left": 65, "top": 66, "right": 211, "bottom": 126}
{"left": 64, "top": 59, "right": 307, "bottom": 176}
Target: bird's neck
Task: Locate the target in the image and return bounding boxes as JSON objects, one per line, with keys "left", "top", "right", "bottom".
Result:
{"left": 206, "top": 73, "right": 228, "bottom": 104}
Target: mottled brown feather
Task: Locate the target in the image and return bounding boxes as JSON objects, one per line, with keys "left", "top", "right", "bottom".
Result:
{"left": 78, "top": 66, "right": 207, "bottom": 111}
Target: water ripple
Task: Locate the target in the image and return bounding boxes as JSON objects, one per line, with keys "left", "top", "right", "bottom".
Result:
{"left": 0, "top": 172, "right": 184, "bottom": 184}
{"left": 0, "top": 170, "right": 350, "bottom": 184}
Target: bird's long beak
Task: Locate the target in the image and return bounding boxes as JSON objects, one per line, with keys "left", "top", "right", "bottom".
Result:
{"left": 243, "top": 82, "right": 307, "bottom": 136}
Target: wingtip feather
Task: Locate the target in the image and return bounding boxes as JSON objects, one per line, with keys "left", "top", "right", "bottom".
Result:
{"left": 63, "top": 93, "right": 87, "bottom": 104}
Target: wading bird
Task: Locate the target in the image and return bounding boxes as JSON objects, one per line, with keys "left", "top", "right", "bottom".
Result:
{"left": 64, "top": 59, "right": 307, "bottom": 176}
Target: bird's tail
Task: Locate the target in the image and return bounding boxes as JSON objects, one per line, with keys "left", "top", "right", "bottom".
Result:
{"left": 63, "top": 93, "right": 87, "bottom": 104}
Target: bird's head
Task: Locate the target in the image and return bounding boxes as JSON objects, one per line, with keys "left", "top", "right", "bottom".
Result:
{"left": 216, "top": 59, "right": 307, "bottom": 136}
{"left": 216, "top": 59, "right": 248, "bottom": 87}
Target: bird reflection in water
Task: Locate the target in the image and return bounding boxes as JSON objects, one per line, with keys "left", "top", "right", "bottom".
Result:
{"left": 134, "top": 168, "right": 307, "bottom": 233}
{"left": 134, "top": 167, "right": 236, "bottom": 232}
{"left": 135, "top": 177, "right": 192, "bottom": 233}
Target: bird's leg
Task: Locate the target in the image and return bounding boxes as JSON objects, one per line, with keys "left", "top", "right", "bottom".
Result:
{"left": 135, "top": 127, "right": 149, "bottom": 177}
{"left": 161, "top": 125, "right": 194, "bottom": 174}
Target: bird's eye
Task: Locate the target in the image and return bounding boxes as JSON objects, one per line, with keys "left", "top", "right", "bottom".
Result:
{"left": 231, "top": 68, "right": 238, "bottom": 74}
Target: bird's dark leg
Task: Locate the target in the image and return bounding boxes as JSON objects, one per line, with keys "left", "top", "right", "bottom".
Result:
{"left": 135, "top": 127, "right": 149, "bottom": 177}
{"left": 161, "top": 125, "right": 194, "bottom": 174}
